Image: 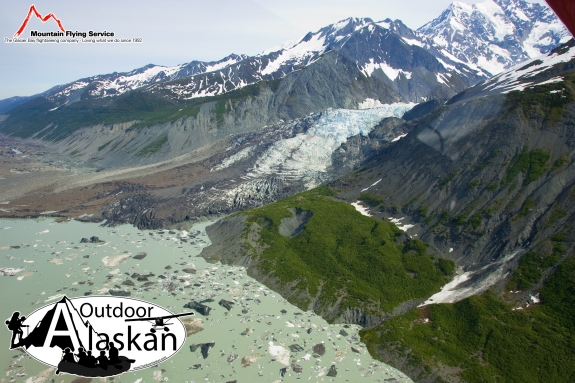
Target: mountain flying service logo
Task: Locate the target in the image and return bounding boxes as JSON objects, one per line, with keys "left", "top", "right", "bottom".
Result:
{"left": 5, "top": 296, "right": 193, "bottom": 378}
{"left": 14, "top": 4, "right": 65, "bottom": 38}
{"left": 9, "top": 4, "right": 124, "bottom": 42}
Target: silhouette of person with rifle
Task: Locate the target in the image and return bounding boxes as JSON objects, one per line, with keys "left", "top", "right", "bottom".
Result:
{"left": 5, "top": 312, "right": 28, "bottom": 348}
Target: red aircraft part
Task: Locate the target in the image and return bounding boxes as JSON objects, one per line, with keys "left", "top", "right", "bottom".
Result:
{"left": 546, "top": 0, "right": 575, "bottom": 37}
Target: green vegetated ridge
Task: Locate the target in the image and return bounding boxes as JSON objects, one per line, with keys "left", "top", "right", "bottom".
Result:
{"left": 361, "top": 255, "right": 575, "bottom": 382}
{"left": 504, "top": 146, "right": 550, "bottom": 187}
{"left": 358, "top": 161, "right": 575, "bottom": 383}
{"left": 0, "top": 79, "right": 280, "bottom": 140}
{"left": 241, "top": 187, "right": 454, "bottom": 316}
{"left": 505, "top": 72, "right": 575, "bottom": 125}
{"left": 330, "top": 67, "right": 575, "bottom": 382}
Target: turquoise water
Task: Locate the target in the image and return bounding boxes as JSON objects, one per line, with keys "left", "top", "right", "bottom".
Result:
{"left": 0, "top": 218, "right": 412, "bottom": 383}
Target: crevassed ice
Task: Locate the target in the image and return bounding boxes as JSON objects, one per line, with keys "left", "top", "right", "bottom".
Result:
{"left": 246, "top": 103, "right": 416, "bottom": 188}
{"left": 213, "top": 146, "right": 255, "bottom": 171}
{"left": 358, "top": 98, "right": 385, "bottom": 109}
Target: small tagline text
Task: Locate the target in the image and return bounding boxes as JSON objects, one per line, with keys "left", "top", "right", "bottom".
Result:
{"left": 5, "top": 37, "right": 143, "bottom": 44}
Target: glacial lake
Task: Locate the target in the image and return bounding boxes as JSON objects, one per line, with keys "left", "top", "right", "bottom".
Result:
{"left": 0, "top": 218, "right": 412, "bottom": 383}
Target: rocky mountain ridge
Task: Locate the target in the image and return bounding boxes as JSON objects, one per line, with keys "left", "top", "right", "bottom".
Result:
{"left": 1, "top": 17, "right": 479, "bottom": 112}
{"left": 1, "top": 0, "right": 568, "bottom": 117}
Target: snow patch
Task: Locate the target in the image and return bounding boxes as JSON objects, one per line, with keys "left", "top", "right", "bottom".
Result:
{"left": 537, "top": 76, "right": 564, "bottom": 86}
{"left": 261, "top": 33, "right": 327, "bottom": 76}
{"left": 351, "top": 202, "right": 372, "bottom": 217}
{"left": 391, "top": 133, "right": 408, "bottom": 142}
{"left": 401, "top": 37, "right": 424, "bottom": 47}
{"left": 420, "top": 247, "right": 523, "bottom": 306}
{"left": 361, "top": 179, "right": 382, "bottom": 192}
{"left": 483, "top": 42, "right": 575, "bottom": 94}
{"left": 358, "top": 98, "right": 385, "bottom": 109}
{"left": 204, "top": 56, "right": 243, "bottom": 73}
{"left": 388, "top": 217, "right": 414, "bottom": 231}
{"left": 361, "top": 59, "right": 411, "bottom": 80}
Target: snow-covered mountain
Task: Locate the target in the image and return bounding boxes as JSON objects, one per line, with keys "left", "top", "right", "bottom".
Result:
{"left": 450, "top": 38, "right": 575, "bottom": 102}
{"left": 146, "top": 17, "right": 480, "bottom": 102}
{"left": 418, "top": 0, "right": 571, "bottom": 77}
{"left": 18, "top": 17, "right": 481, "bottom": 110}
{"left": 45, "top": 54, "right": 247, "bottom": 101}
{"left": 3, "top": 0, "right": 569, "bottom": 110}
{"left": 1, "top": 0, "right": 571, "bottom": 145}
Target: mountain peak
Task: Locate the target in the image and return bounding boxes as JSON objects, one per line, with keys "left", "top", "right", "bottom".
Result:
{"left": 418, "top": 0, "right": 571, "bottom": 76}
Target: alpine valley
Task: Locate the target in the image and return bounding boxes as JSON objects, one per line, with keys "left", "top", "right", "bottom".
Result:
{"left": 1, "top": 0, "right": 574, "bottom": 382}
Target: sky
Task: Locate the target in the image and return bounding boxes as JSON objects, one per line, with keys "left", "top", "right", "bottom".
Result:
{"left": 0, "top": 0, "right": 548, "bottom": 100}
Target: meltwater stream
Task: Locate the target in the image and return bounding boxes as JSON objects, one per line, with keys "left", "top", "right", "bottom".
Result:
{"left": 0, "top": 218, "right": 412, "bottom": 383}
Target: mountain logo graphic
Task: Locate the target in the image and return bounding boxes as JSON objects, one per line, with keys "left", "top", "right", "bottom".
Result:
{"left": 5, "top": 296, "right": 194, "bottom": 378}
{"left": 14, "top": 4, "right": 66, "bottom": 38}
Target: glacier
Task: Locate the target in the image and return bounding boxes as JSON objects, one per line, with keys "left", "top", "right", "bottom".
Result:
{"left": 247, "top": 103, "right": 416, "bottom": 188}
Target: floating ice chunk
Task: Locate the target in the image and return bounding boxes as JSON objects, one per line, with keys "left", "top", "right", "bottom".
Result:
{"left": 268, "top": 341, "right": 290, "bottom": 365}
{"left": 24, "top": 367, "right": 54, "bottom": 383}
{"left": 152, "top": 370, "right": 164, "bottom": 382}
{"left": 45, "top": 294, "right": 65, "bottom": 303}
{"left": 241, "top": 353, "right": 264, "bottom": 367}
{"left": 0, "top": 267, "right": 24, "bottom": 276}
{"left": 102, "top": 254, "right": 130, "bottom": 267}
